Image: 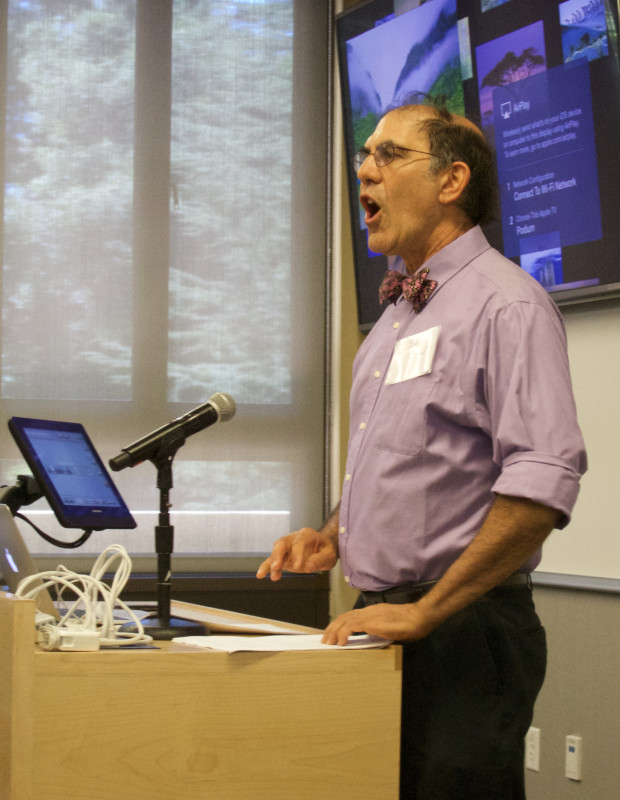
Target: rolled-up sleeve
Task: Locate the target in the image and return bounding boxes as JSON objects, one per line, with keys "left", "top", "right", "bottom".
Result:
{"left": 483, "top": 300, "right": 587, "bottom": 527}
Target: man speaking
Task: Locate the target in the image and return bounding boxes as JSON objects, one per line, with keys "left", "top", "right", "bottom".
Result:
{"left": 258, "top": 96, "right": 586, "bottom": 799}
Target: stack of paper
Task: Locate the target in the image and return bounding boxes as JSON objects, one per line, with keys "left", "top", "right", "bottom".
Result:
{"left": 167, "top": 601, "right": 392, "bottom": 651}
{"left": 173, "top": 633, "right": 392, "bottom": 652}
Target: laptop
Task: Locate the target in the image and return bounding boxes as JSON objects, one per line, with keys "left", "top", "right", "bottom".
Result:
{"left": 0, "top": 504, "right": 59, "bottom": 619}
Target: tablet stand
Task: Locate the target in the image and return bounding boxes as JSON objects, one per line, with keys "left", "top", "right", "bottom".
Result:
{"left": 0, "top": 474, "right": 43, "bottom": 515}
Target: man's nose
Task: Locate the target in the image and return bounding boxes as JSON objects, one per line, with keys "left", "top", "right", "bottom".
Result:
{"left": 357, "top": 152, "right": 381, "bottom": 184}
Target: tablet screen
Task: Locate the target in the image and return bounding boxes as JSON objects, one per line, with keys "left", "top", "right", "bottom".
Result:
{"left": 8, "top": 417, "right": 136, "bottom": 530}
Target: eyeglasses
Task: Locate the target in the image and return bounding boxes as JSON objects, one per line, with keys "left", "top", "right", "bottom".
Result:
{"left": 353, "top": 142, "right": 433, "bottom": 172}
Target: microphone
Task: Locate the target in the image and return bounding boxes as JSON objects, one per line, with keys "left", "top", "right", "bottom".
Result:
{"left": 108, "top": 392, "right": 236, "bottom": 472}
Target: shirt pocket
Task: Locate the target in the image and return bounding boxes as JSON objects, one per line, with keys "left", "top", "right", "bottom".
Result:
{"left": 371, "top": 375, "right": 437, "bottom": 457}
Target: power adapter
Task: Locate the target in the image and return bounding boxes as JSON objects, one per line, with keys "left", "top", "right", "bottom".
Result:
{"left": 19, "top": 544, "right": 152, "bottom": 648}
{"left": 37, "top": 624, "right": 100, "bottom": 651}
{"left": 35, "top": 610, "right": 58, "bottom": 629}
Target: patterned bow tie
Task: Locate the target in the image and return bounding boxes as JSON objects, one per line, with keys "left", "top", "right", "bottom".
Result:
{"left": 379, "top": 267, "right": 438, "bottom": 313}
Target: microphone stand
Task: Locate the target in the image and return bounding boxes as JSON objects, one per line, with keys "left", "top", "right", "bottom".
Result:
{"left": 121, "top": 430, "right": 208, "bottom": 640}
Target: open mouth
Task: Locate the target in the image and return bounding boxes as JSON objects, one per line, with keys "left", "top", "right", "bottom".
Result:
{"left": 360, "top": 194, "right": 381, "bottom": 225}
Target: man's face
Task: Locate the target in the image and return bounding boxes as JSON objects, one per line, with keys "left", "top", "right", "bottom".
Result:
{"left": 357, "top": 110, "right": 445, "bottom": 271}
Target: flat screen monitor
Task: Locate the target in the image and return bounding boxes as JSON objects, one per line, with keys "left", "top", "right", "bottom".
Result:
{"left": 337, "top": 0, "right": 620, "bottom": 330}
{"left": 8, "top": 417, "right": 137, "bottom": 530}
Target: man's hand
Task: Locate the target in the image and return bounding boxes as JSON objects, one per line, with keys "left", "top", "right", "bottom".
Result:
{"left": 256, "top": 527, "right": 339, "bottom": 581}
{"left": 322, "top": 495, "right": 560, "bottom": 646}
{"left": 321, "top": 601, "right": 435, "bottom": 646}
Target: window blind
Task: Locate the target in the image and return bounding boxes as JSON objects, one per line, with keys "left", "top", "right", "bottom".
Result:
{"left": 0, "top": 0, "right": 328, "bottom": 569}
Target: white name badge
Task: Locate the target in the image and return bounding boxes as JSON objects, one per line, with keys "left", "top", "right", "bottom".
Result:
{"left": 385, "top": 326, "right": 441, "bottom": 385}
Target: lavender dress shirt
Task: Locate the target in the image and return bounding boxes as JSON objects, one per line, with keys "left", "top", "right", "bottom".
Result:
{"left": 339, "top": 226, "right": 587, "bottom": 592}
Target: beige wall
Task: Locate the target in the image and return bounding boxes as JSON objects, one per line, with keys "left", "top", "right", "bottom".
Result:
{"left": 328, "top": 152, "right": 362, "bottom": 618}
{"left": 526, "top": 586, "right": 620, "bottom": 799}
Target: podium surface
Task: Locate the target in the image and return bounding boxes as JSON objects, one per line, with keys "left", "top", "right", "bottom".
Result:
{"left": 0, "top": 591, "right": 401, "bottom": 799}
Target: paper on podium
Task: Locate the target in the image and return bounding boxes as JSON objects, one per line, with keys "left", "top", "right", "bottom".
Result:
{"left": 168, "top": 601, "right": 392, "bottom": 652}
{"left": 169, "top": 599, "right": 324, "bottom": 634}
{"left": 172, "top": 633, "right": 392, "bottom": 653}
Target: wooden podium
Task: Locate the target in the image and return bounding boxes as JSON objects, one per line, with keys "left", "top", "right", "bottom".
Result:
{"left": 0, "top": 591, "right": 401, "bottom": 799}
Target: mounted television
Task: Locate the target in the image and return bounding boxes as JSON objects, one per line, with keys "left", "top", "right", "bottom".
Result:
{"left": 337, "top": 0, "right": 620, "bottom": 330}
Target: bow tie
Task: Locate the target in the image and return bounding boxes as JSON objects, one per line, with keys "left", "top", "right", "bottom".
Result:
{"left": 379, "top": 268, "right": 438, "bottom": 313}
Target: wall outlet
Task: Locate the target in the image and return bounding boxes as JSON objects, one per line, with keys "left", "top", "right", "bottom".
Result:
{"left": 525, "top": 726, "right": 541, "bottom": 772}
{"left": 566, "top": 735, "right": 583, "bottom": 781}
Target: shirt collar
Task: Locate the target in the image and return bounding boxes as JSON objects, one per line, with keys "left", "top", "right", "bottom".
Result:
{"left": 421, "top": 225, "right": 491, "bottom": 289}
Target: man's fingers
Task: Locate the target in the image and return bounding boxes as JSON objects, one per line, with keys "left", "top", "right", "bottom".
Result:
{"left": 322, "top": 623, "right": 354, "bottom": 647}
{"left": 322, "top": 613, "right": 360, "bottom": 646}
{"left": 257, "top": 557, "right": 284, "bottom": 581}
{"left": 256, "top": 557, "right": 277, "bottom": 580}
{"left": 256, "top": 529, "right": 336, "bottom": 580}
{"left": 256, "top": 540, "right": 289, "bottom": 580}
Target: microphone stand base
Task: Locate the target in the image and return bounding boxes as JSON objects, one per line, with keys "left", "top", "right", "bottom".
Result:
{"left": 121, "top": 614, "right": 208, "bottom": 641}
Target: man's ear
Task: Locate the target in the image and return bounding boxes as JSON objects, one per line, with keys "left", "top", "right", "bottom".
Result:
{"left": 438, "top": 161, "right": 471, "bottom": 206}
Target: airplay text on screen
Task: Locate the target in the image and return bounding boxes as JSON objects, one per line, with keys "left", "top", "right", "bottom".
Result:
{"left": 493, "top": 60, "right": 602, "bottom": 259}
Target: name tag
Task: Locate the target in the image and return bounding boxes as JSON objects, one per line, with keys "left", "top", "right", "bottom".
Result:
{"left": 385, "top": 326, "right": 441, "bottom": 385}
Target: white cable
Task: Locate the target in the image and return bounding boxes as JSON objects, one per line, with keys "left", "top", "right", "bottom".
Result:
{"left": 16, "top": 544, "right": 152, "bottom": 649}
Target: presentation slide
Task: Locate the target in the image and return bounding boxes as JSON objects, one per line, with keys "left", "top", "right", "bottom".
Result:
{"left": 475, "top": 5, "right": 608, "bottom": 292}
{"left": 494, "top": 62, "right": 601, "bottom": 285}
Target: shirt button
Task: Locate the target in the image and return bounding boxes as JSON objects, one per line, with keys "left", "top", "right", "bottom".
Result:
{"left": 374, "top": 371, "right": 381, "bottom": 378}
{"left": 345, "top": 473, "right": 351, "bottom": 481}
{"left": 344, "top": 576, "right": 350, "bottom": 583}
{"left": 393, "top": 322, "right": 400, "bottom": 329}
{"left": 359, "top": 422, "right": 366, "bottom": 430}
{"left": 339, "top": 526, "right": 346, "bottom": 534}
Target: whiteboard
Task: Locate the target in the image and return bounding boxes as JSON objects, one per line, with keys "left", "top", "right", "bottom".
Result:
{"left": 537, "top": 299, "right": 620, "bottom": 582}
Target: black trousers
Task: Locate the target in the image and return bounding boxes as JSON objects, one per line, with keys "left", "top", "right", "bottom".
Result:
{"left": 357, "top": 586, "right": 547, "bottom": 800}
